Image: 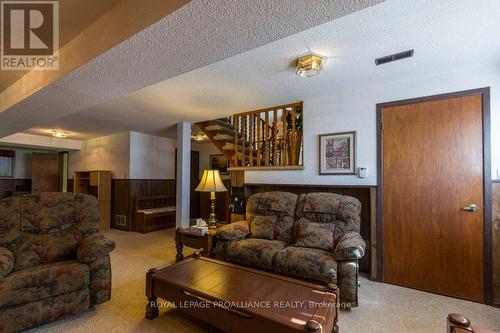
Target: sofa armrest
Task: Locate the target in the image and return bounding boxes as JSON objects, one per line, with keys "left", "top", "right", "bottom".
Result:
{"left": 216, "top": 221, "right": 250, "bottom": 241}
{"left": 0, "top": 247, "right": 14, "bottom": 279}
{"left": 77, "top": 234, "right": 116, "bottom": 263}
{"left": 334, "top": 231, "right": 366, "bottom": 260}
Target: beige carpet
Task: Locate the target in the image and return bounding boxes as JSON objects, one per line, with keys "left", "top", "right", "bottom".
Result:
{"left": 29, "top": 229, "right": 500, "bottom": 333}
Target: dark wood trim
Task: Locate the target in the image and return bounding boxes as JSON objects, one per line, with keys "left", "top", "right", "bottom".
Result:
{"left": 376, "top": 87, "right": 493, "bottom": 305}
{"left": 376, "top": 105, "right": 384, "bottom": 282}
{"left": 482, "top": 88, "right": 493, "bottom": 305}
{"left": 111, "top": 178, "right": 176, "bottom": 231}
{"left": 245, "top": 183, "right": 375, "bottom": 189}
{"left": 0, "top": 178, "right": 31, "bottom": 199}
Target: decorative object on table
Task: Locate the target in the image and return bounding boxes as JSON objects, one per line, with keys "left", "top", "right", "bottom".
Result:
{"left": 195, "top": 169, "right": 228, "bottom": 228}
{"left": 319, "top": 131, "right": 356, "bottom": 175}
{"left": 190, "top": 225, "right": 208, "bottom": 235}
{"left": 209, "top": 154, "right": 229, "bottom": 175}
{"left": 175, "top": 222, "right": 226, "bottom": 262}
{"left": 195, "top": 218, "right": 207, "bottom": 227}
{"left": 192, "top": 217, "right": 208, "bottom": 235}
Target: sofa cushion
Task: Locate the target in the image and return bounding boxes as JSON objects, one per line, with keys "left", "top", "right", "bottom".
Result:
{"left": 250, "top": 215, "right": 276, "bottom": 240}
{"left": 21, "top": 193, "right": 75, "bottom": 234}
{"left": 0, "top": 260, "right": 90, "bottom": 308}
{"left": 294, "top": 219, "right": 336, "bottom": 251}
{"left": 0, "top": 247, "right": 14, "bottom": 279}
{"left": 13, "top": 229, "right": 81, "bottom": 271}
{"left": 217, "top": 221, "right": 250, "bottom": 241}
{"left": 273, "top": 246, "right": 337, "bottom": 283}
{"left": 250, "top": 192, "right": 298, "bottom": 217}
{"left": 296, "top": 193, "right": 362, "bottom": 234}
{"left": 246, "top": 192, "right": 298, "bottom": 244}
{"left": 226, "top": 238, "right": 287, "bottom": 270}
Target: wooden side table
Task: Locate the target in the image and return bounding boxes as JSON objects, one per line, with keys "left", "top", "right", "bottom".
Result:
{"left": 175, "top": 223, "right": 226, "bottom": 262}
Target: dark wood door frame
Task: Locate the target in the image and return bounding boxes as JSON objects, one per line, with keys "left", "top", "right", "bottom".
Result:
{"left": 376, "top": 87, "right": 493, "bottom": 305}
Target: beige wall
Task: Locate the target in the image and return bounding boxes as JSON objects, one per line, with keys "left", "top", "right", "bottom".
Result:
{"left": 69, "top": 132, "right": 130, "bottom": 179}
{"left": 129, "top": 132, "right": 176, "bottom": 179}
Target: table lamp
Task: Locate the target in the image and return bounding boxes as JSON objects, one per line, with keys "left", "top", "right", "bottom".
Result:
{"left": 195, "top": 169, "right": 227, "bottom": 228}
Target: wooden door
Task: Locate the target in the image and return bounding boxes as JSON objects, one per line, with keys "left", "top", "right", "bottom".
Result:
{"left": 31, "top": 153, "right": 60, "bottom": 193}
{"left": 381, "top": 94, "right": 485, "bottom": 302}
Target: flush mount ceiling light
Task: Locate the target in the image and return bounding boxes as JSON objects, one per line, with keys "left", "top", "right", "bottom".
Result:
{"left": 296, "top": 54, "right": 323, "bottom": 78}
{"left": 191, "top": 133, "right": 208, "bottom": 142}
{"left": 52, "top": 130, "right": 70, "bottom": 138}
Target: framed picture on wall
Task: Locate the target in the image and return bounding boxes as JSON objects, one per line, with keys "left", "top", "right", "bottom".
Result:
{"left": 319, "top": 131, "right": 356, "bottom": 175}
{"left": 209, "top": 154, "right": 229, "bottom": 175}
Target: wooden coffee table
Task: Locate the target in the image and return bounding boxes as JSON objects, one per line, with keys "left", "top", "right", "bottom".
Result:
{"left": 145, "top": 255, "right": 339, "bottom": 333}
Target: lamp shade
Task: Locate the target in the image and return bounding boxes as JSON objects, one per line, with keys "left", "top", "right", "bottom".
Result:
{"left": 195, "top": 169, "right": 227, "bottom": 192}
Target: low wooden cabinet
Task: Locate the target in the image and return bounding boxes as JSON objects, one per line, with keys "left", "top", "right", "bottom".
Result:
{"left": 74, "top": 171, "right": 112, "bottom": 230}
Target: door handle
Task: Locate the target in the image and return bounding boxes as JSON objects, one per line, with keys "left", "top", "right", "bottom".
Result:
{"left": 462, "top": 204, "right": 479, "bottom": 212}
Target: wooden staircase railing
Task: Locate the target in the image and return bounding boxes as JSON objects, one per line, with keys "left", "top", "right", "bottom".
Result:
{"left": 196, "top": 102, "right": 303, "bottom": 170}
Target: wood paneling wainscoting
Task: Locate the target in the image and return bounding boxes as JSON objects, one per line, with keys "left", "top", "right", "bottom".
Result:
{"left": 493, "top": 180, "right": 500, "bottom": 306}
{"left": 111, "top": 179, "right": 176, "bottom": 231}
{"left": 245, "top": 184, "right": 376, "bottom": 274}
{"left": 0, "top": 179, "right": 31, "bottom": 199}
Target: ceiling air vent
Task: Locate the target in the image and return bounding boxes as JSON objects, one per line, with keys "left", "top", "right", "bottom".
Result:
{"left": 375, "top": 49, "right": 414, "bottom": 65}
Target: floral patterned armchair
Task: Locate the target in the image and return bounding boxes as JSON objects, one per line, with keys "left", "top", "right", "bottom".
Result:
{"left": 0, "top": 193, "right": 115, "bottom": 333}
{"left": 216, "top": 191, "right": 365, "bottom": 308}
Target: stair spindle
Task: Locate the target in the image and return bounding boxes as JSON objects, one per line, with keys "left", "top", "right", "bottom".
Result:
{"left": 273, "top": 109, "right": 278, "bottom": 166}
{"left": 291, "top": 105, "right": 297, "bottom": 166}
{"left": 257, "top": 113, "right": 262, "bottom": 166}
{"left": 241, "top": 115, "right": 246, "bottom": 167}
{"left": 233, "top": 115, "right": 239, "bottom": 167}
{"left": 264, "top": 111, "right": 270, "bottom": 166}
{"left": 249, "top": 114, "right": 254, "bottom": 166}
{"left": 282, "top": 109, "right": 288, "bottom": 166}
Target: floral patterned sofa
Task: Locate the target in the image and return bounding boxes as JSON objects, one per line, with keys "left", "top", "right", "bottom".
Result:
{"left": 0, "top": 193, "right": 116, "bottom": 333}
{"left": 216, "top": 191, "right": 365, "bottom": 308}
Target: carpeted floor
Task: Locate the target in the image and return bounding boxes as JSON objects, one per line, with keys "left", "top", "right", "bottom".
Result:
{"left": 29, "top": 229, "right": 500, "bottom": 333}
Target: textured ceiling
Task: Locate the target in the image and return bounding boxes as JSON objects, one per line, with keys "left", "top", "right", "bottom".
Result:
{"left": 0, "top": 0, "right": 123, "bottom": 92}
{"left": 0, "top": 0, "right": 382, "bottom": 139}
{"left": 23, "top": 0, "right": 500, "bottom": 140}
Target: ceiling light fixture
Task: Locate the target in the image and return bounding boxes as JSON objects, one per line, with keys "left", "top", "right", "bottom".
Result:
{"left": 191, "top": 133, "right": 208, "bottom": 142}
{"left": 52, "top": 130, "right": 70, "bottom": 138}
{"left": 296, "top": 54, "right": 323, "bottom": 78}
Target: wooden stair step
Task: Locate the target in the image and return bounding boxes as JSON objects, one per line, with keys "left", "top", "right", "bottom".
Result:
{"left": 214, "top": 133, "right": 247, "bottom": 142}
{"left": 204, "top": 125, "right": 243, "bottom": 138}
{"left": 205, "top": 119, "right": 234, "bottom": 130}
{"left": 222, "top": 143, "right": 259, "bottom": 155}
